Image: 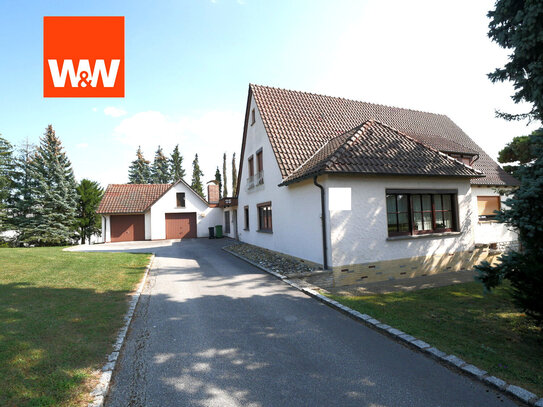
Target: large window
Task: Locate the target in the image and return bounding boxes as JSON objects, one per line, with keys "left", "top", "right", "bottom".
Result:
{"left": 477, "top": 196, "right": 500, "bottom": 220}
{"left": 257, "top": 202, "right": 272, "bottom": 232}
{"left": 176, "top": 192, "right": 185, "bottom": 208}
{"left": 386, "top": 191, "right": 457, "bottom": 236}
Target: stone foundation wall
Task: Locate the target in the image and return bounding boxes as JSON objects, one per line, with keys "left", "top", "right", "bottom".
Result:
{"left": 302, "top": 247, "right": 501, "bottom": 289}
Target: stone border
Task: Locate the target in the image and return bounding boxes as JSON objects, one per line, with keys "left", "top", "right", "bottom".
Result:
{"left": 223, "top": 246, "right": 542, "bottom": 406}
{"left": 88, "top": 254, "right": 155, "bottom": 407}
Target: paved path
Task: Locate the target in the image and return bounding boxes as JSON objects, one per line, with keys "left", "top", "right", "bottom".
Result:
{"left": 106, "top": 239, "right": 517, "bottom": 407}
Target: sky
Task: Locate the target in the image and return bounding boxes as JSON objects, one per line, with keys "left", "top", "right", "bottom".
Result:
{"left": 0, "top": 0, "right": 540, "bottom": 189}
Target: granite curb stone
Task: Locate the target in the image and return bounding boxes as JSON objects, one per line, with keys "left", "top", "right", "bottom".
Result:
{"left": 87, "top": 254, "right": 155, "bottom": 407}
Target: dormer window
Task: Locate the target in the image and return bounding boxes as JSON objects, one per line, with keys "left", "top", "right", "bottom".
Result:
{"left": 176, "top": 192, "right": 185, "bottom": 208}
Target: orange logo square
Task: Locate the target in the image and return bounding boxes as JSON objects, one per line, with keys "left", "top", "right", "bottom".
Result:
{"left": 44, "top": 16, "right": 124, "bottom": 98}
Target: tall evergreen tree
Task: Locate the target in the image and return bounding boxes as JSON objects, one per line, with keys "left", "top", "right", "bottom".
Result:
{"left": 8, "top": 140, "right": 36, "bottom": 240}
{"left": 76, "top": 179, "right": 103, "bottom": 244}
{"left": 0, "top": 136, "right": 14, "bottom": 232}
{"left": 191, "top": 154, "right": 205, "bottom": 198}
{"left": 231, "top": 152, "right": 238, "bottom": 196}
{"left": 214, "top": 166, "right": 222, "bottom": 199}
{"left": 24, "top": 125, "right": 78, "bottom": 245}
{"left": 487, "top": 0, "right": 543, "bottom": 122}
{"left": 151, "top": 146, "right": 171, "bottom": 184}
{"left": 222, "top": 153, "right": 228, "bottom": 197}
{"left": 128, "top": 146, "right": 151, "bottom": 184}
{"left": 170, "top": 144, "right": 186, "bottom": 181}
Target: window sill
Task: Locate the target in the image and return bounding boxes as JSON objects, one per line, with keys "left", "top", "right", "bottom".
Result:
{"left": 243, "top": 228, "right": 249, "bottom": 231}
{"left": 478, "top": 220, "right": 498, "bottom": 224}
{"left": 257, "top": 229, "right": 273, "bottom": 234}
{"left": 387, "top": 231, "right": 462, "bottom": 241}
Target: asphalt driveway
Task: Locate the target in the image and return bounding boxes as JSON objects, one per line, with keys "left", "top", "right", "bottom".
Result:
{"left": 105, "top": 238, "right": 517, "bottom": 407}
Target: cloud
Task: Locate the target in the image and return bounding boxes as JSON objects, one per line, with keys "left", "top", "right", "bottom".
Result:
{"left": 113, "top": 110, "right": 243, "bottom": 182}
{"left": 104, "top": 106, "right": 127, "bottom": 118}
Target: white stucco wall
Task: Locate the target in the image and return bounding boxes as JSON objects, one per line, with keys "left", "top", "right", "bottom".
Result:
{"left": 471, "top": 185, "right": 517, "bottom": 244}
{"left": 236, "top": 95, "right": 326, "bottom": 265}
{"left": 327, "top": 175, "right": 476, "bottom": 267}
{"left": 149, "top": 182, "right": 222, "bottom": 239}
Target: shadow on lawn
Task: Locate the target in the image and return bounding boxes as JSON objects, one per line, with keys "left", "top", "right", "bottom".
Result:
{"left": 0, "top": 282, "right": 134, "bottom": 407}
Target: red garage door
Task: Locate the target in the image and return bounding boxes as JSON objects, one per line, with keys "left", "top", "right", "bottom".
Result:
{"left": 165, "top": 213, "right": 197, "bottom": 239}
{"left": 110, "top": 215, "right": 145, "bottom": 242}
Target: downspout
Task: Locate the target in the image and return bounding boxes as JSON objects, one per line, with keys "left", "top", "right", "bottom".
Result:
{"left": 313, "top": 176, "right": 329, "bottom": 270}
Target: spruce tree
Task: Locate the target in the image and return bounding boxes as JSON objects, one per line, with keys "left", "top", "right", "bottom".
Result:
{"left": 76, "top": 179, "right": 103, "bottom": 244}
{"left": 128, "top": 146, "right": 151, "bottom": 184}
{"left": 214, "top": 167, "right": 222, "bottom": 199}
{"left": 191, "top": 154, "right": 205, "bottom": 198}
{"left": 151, "top": 146, "right": 171, "bottom": 184}
{"left": 222, "top": 153, "right": 228, "bottom": 197}
{"left": 8, "top": 140, "right": 36, "bottom": 241}
{"left": 0, "top": 136, "right": 14, "bottom": 232}
{"left": 25, "top": 125, "right": 78, "bottom": 245}
{"left": 170, "top": 144, "right": 186, "bottom": 182}
{"left": 232, "top": 152, "right": 238, "bottom": 196}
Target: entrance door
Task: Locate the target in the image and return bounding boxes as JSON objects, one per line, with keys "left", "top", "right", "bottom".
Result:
{"left": 165, "top": 213, "right": 197, "bottom": 239}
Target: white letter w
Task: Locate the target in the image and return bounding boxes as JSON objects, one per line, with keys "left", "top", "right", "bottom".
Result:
{"left": 48, "top": 59, "right": 121, "bottom": 88}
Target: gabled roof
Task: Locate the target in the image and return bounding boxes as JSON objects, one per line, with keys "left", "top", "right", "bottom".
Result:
{"left": 248, "top": 84, "right": 519, "bottom": 186}
{"left": 280, "top": 121, "right": 483, "bottom": 185}
{"left": 97, "top": 179, "right": 208, "bottom": 214}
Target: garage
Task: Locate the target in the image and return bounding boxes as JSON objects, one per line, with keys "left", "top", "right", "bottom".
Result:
{"left": 165, "top": 213, "right": 197, "bottom": 239}
{"left": 110, "top": 215, "right": 145, "bottom": 242}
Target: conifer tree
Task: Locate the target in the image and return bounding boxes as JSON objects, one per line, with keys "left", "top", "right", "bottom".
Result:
{"left": 191, "top": 154, "right": 205, "bottom": 198}
{"left": 76, "top": 179, "right": 103, "bottom": 244}
{"left": 231, "top": 152, "right": 238, "bottom": 196}
{"left": 214, "top": 166, "right": 222, "bottom": 199}
{"left": 151, "top": 146, "right": 171, "bottom": 184}
{"left": 8, "top": 140, "right": 36, "bottom": 240}
{"left": 128, "top": 146, "right": 151, "bottom": 184}
{"left": 170, "top": 144, "right": 186, "bottom": 182}
{"left": 222, "top": 153, "right": 228, "bottom": 197}
{"left": 0, "top": 136, "right": 14, "bottom": 232}
{"left": 24, "top": 125, "right": 78, "bottom": 245}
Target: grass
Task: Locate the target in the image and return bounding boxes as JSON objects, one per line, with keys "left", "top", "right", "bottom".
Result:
{"left": 328, "top": 282, "right": 543, "bottom": 396}
{"left": 0, "top": 247, "right": 150, "bottom": 407}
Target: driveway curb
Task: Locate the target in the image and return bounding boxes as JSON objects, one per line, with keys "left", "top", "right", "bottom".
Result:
{"left": 88, "top": 253, "right": 156, "bottom": 407}
{"left": 223, "top": 246, "right": 541, "bottom": 406}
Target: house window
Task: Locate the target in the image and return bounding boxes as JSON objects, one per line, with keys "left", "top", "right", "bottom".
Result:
{"left": 450, "top": 153, "right": 473, "bottom": 166}
{"left": 256, "top": 149, "right": 264, "bottom": 185}
{"left": 176, "top": 192, "right": 185, "bottom": 208}
{"left": 386, "top": 191, "right": 457, "bottom": 236}
{"left": 257, "top": 202, "right": 272, "bottom": 232}
{"left": 251, "top": 108, "right": 256, "bottom": 126}
{"left": 256, "top": 150, "right": 263, "bottom": 172}
{"left": 244, "top": 206, "right": 249, "bottom": 230}
{"left": 224, "top": 211, "right": 231, "bottom": 234}
{"left": 477, "top": 196, "right": 501, "bottom": 220}
{"left": 248, "top": 156, "right": 254, "bottom": 176}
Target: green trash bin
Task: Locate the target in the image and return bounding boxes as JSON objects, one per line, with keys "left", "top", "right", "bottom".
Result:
{"left": 215, "top": 225, "right": 223, "bottom": 238}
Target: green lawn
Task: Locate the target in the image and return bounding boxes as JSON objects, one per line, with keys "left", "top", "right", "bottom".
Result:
{"left": 0, "top": 247, "right": 150, "bottom": 407}
{"left": 328, "top": 282, "right": 543, "bottom": 396}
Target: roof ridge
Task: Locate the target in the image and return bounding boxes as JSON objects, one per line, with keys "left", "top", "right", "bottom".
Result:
{"left": 250, "top": 83, "right": 449, "bottom": 118}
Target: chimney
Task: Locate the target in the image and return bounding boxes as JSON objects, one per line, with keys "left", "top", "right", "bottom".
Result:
{"left": 207, "top": 184, "right": 219, "bottom": 204}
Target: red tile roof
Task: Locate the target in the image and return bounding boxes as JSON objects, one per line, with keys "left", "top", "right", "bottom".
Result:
{"left": 97, "top": 184, "right": 171, "bottom": 214}
{"left": 280, "top": 121, "right": 483, "bottom": 185}
{"left": 250, "top": 84, "right": 519, "bottom": 186}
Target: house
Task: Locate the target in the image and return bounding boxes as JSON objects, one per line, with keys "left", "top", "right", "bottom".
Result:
{"left": 224, "top": 84, "right": 519, "bottom": 285}
{"left": 97, "top": 179, "right": 222, "bottom": 242}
